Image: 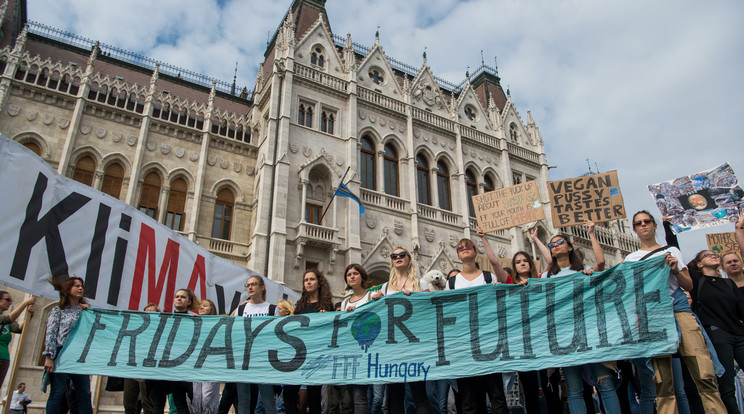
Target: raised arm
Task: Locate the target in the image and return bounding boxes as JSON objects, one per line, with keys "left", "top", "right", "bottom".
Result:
{"left": 736, "top": 214, "right": 744, "bottom": 260}
{"left": 7, "top": 296, "right": 35, "bottom": 322}
{"left": 662, "top": 216, "right": 680, "bottom": 249}
{"left": 477, "top": 225, "right": 510, "bottom": 283}
{"left": 585, "top": 219, "right": 605, "bottom": 271}
{"left": 529, "top": 226, "right": 553, "bottom": 273}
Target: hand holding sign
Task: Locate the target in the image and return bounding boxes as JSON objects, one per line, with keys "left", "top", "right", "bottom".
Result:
{"left": 472, "top": 181, "right": 546, "bottom": 232}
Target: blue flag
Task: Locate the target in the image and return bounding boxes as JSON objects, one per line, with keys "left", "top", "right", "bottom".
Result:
{"left": 334, "top": 182, "right": 365, "bottom": 215}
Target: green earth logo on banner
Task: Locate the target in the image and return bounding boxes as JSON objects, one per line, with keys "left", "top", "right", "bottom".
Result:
{"left": 350, "top": 311, "right": 381, "bottom": 352}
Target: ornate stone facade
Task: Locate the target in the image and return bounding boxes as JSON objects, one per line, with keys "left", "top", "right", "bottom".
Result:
{"left": 0, "top": 0, "right": 639, "bottom": 410}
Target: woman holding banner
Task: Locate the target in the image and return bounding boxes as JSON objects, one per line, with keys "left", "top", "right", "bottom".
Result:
{"left": 542, "top": 221, "right": 622, "bottom": 414}
{"left": 340, "top": 263, "right": 372, "bottom": 414}
{"left": 232, "top": 276, "right": 279, "bottom": 414}
{"left": 477, "top": 225, "right": 561, "bottom": 414}
{"left": 190, "top": 299, "right": 220, "bottom": 414}
{"left": 43, "top": 276, "right": 93, "bottom": 414}
{"left": 283, "top": 269, "right": 334, "bottom": 414}
{"left": 372, "top": 247, "right": 431, "bottom": 414}
{"left": 625, "top": 210, "right": 726, "bottom": 414}
{"left": 0, "top": 292, "right": 35, "bottom": 390}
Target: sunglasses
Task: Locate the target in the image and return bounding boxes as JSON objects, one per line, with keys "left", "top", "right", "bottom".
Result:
{"left": 456, "top": 244, "right": 474, "bottom": 252}
{"left": 390, "top": 252, "right": 408, "bottom": 260}
{"left": 633, "top": 218, "right": 654, "bottom": 228}
{"left": 548, "top": 239, "right": 568, "bottom": 249}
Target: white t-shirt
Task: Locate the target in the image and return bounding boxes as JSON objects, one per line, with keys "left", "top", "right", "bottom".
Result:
{"left": 381, "top": 279, "right": 430, "bottom": 295}
{"left": 446, "top": 272, "right": 487, "bottom": 289}
{"left": 540, "top": 265, "right": 591, "bottom": 279}
{"left": 241, "top": 301, "right": 280, "bottom": 317}
{"left": 341, "top": 291, "right": 372, "bottom": 311}
{"left": 625, "top": 246, "right": 686, "bottom": 297}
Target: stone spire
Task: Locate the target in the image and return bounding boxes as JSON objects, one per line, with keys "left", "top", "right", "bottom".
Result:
{"left": 145, "top": 63, "right": 159, "bottom": 104}
{"left": 255, "top": 61, "right": 265, "bottom": 94}
{"left": 11, "top": 24, "right": 28, "bottom": 55}
{"left": 342, "top": 33, "right": 356, "bottom": 73}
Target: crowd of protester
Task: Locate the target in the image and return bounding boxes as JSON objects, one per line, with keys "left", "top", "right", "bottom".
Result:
{"left": 17, "top": 211, "right": 744, "bottom": 413}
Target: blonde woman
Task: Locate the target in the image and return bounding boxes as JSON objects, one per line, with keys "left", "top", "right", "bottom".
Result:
{"left": 372, "top": 247, "right": 430, "bottom": 414}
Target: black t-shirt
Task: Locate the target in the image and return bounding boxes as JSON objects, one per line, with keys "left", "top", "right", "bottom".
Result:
{"left": 690, "top": 268, "right": 744, "bottom": 336}
{"left": 297, "top": 302, "right": 319, "bottom": 314}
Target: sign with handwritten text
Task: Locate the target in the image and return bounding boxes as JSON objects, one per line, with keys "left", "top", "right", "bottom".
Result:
{"left": 473, "top": 181, "right": 545, "bottom": 232}
{"left": 548, "top": 171, "right": 626, "bottom": 227}
{"left": 56, "top": 258, "right": 677, "bottom": 385}
{"left": 706, "top": 232, "right": 742, "bottom": 261}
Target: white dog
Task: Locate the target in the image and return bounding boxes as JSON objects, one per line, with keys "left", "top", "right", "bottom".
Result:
{"left": 422, "top": 269, "right": 447, "bottom": 291}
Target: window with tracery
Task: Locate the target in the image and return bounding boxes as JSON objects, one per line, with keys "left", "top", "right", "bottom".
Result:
{"left": 383, "top": 143, "right": 399, "bottom": 196}
{"left": 416, "top": 154, "right": 431, "bottom": 205}
{"left": 212, "top": 188, "right": 234, "bottom": 240}
{"left": 72, "top": 156, "right": 95, "bottom": 186}
{"left": 437, "top": 161, "right": 451, "bottom": 211}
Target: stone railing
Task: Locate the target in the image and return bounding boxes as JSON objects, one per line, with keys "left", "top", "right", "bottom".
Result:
{"left": 461, "top": 125, "right": 499, "bottom": 148}
{"left": 360, "top": 189, "right": 410, "bottom": 213}
{"left": 358, "top": 87, "right": 406, "bottom": 113}
{"left": 418, "top": 204, "right": 459, "bottom": 226}
{"left": 507, "top": 142, "right": 541, "bottom": 164}
{"left": 296, "top": 222, "right": 339, "bottom": 246}
{"left": 562, "top": 225, "right": 640, "bottom": 255}
{"left": 293, "top": 62, "right": 348, "bottom": 93}
{"left": 411, "top": 107, "right": 455, "bottom": 132}
{"left": 195, "top": 235, "right": 250, "bottom": 259}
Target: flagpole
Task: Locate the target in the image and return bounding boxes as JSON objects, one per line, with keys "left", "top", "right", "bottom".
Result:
{"left": 319, "top": 166, "right": 350, "bottom": 224}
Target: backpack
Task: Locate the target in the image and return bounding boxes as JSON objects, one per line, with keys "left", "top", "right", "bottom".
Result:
{"left": 448, "top": 270, "right": 492, "bottom": 289}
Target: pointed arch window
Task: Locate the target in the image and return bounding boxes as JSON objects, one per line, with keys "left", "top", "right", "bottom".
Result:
{"left": 509, "top": 123, "right": 519, "bottom": 142}
{"left": 212, "top": 188, "right": 234, "bottom": 239}
{"left": 437, "top": 161, "right": 451, "bottom": 211}
{"left": 466, "top": 169, "right": 478, "bottom": 217}
{"left": 298, "top": 102, "right": 313, "bottom": 127}
{"left": 101, "top": 162, "right": 124, "bottom": 199}
{"left": 360, "top": 136, "right": 375, "bottom": 190}
{"left": 484, "top": 175, "right": 495, "bottom": 193}
{"left": 165, "top": 178, "right": 187, "bottom": 231}
{"left": 320, "top": 110, "right": 335, "bottom": 134}
{"left": 383, "top": 143, "right": 399, "bottom": 196}
{"left": 311, "top": 47, "right": 325, "bottom": 68}
{"left": 72, "top": 156, "right": 96, "bottom": 186}
{"left": 416, "top": 154, "right": 430, "bottom": 205}
{"left": 139, "top": 172, "right": 161, "bottom": 219}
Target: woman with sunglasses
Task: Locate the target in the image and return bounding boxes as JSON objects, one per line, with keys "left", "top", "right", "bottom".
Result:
{"left": 625, "top": 210, "right": 726, "bottom": 413}
{"left": 372, "top": 247, "right": 430, "bottom": 414}
{"left": 476, "top": 225, "right": 560, "bottom": 414}
{"left": 686, "top": 230, "right": 744, "bottom": 414}
{"left": 231, "top": 276, "right": 279, "bottom": 414}
{"left": 542, "top": 220, "right": 621, "bottom": 414}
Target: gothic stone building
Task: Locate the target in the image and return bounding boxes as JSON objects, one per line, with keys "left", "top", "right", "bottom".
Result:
{"left": 0, "top": 0, "right": 639, "bottom": 410}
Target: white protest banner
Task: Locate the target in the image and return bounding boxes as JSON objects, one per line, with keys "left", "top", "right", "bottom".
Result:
{"left": 472, "top": 181, "right": 545, "bottom": 232}
{"left": 648, "top": 163, "right": 744, "bottom": 233}
{"left": 0, "top": 135, "right": 298, "bottom": 313}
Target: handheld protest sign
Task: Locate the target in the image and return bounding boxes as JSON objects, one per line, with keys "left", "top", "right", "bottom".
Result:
{"left": 706, "top": 232, "right": 742, "bottom": 261}
{"left": 472, "top": 181, "right": 545, "bottom": 232}
{"left": 648, "top": 163, "right": 743, "bottom": 233}
{"left": 547, "top": 171, "right": 626, "bottom": 228}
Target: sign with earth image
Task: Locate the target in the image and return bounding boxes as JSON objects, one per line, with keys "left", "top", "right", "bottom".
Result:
{"left": 648, "top": 163, "right": 744, "bottom": 233}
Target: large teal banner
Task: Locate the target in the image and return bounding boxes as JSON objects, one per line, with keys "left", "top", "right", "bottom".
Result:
{"left": 56, "top": 257, "right": 678, "bottom": 384}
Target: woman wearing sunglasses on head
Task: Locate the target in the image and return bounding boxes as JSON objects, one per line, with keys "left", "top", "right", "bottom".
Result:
{"left": 371, "top": 247, "right": 430, "bottom": 414}
{"left": 542, "top": 220, "right": 622, "bottom": 414}
{"left": 684, "top": 215, "right": 744, "bottom": 414}
{"left": 625, "top": 210, "right": 726, "bottom": 414}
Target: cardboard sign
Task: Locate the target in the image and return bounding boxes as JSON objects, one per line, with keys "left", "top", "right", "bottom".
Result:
{"left": 547, "top": 171, "right": 626, "bottom": 228}
{"left": 472, "top": 181, "right": 545, "bottom": 232}
{"left": 706, "top": 232, "right": 742, "bottom": 261}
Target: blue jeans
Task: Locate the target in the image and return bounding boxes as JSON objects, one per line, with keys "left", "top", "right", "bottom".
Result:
{"left": 237, "top": 383, "right": 276, "bottom": 414}
{"left": 369, "top": 384, "right": 385, "bottom": 414}
{"left": 46, "top": 372, "right": 93, "bottom": 414}
{"left": 563, "top": 364, "right": 621, "bottom": 414}
{"left": 671, "top": 357, "right": 690, "bottom": 414}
